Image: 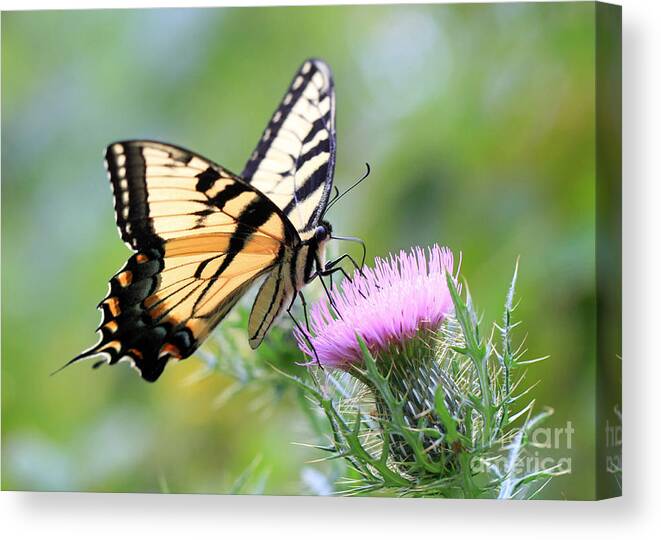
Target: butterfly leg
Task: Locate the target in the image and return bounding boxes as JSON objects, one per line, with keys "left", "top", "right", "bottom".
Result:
{"left": 319, "top": 256, "right": 351, "bottom": 292}
{"left": 323, "top": 253, "right": 364, "bottom": 280}
{"left": 320, "top": 256, "right": 368, "bottom": 300}
{"left": 287, "top": 300, "right": 322, "bottom": 369}
{"left": 307, "top": 253, "right": 342, "bottom": 316}
{"left": 316, "top": 265, "right": 369, "bottom": 310}
{"left": 323, "top": 244, "right": 368, "bottom": 291}
{"left": 298, "top": 291, "right": 312, "bottom": 332}
{"left": 316, "top": 272, "right": 344, "bottom": 319}
{"left": 323, "top": 262, "right": 352, "bottom": 292}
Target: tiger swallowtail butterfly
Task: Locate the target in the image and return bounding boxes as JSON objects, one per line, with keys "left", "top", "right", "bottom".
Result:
{"left": 66, "top": 58, "right": 338, "bottom": 382}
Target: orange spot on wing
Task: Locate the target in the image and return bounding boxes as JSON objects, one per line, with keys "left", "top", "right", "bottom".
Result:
{"left": 117, "top": 270, "right": 133, "bottom": 287}
{"left": 159, "top": 343, "right": 182, "bottom": 359}
{"left": 105, "top": 320, "right": 118, "bottom": 333}
{"left": 128, "top": 348, "right": 144, "bottom": 360}
{"left": 136, "top": 254, "right": 149, "bottom": 263}
{"left": 103, "top": 340, "right": 122, "bottom": 353}
{"left": 105, "top": 298, "right": 121, "bottom": 317}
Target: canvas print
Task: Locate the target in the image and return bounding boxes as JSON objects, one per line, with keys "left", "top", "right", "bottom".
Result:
{"left": 1, "top": 1, "right": 621, "bottom": 500}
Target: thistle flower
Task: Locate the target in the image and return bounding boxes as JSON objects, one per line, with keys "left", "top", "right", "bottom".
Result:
{"left": 288, "top": 249, "right": 565, "bottom": 497}
{"left": 294, "top": 245, "right": 462, "bottom": 469}
{"left": 295, "top": 245, "right": 456, "bottom": 369}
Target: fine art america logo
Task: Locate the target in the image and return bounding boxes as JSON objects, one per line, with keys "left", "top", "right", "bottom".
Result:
{"left": 471, "top": 421, "right": 574, "bottom": 475}
{"left": 606, "top": 405, "right": 622, "bottom": 478}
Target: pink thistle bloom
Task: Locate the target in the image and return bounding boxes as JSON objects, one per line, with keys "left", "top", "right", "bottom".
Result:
{"left": 295, "top": 245, "right": 457, "bottom": 369}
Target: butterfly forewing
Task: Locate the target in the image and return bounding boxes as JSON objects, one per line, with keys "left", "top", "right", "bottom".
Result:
{"left": 71, "top": 141, "right": 295, "bottom": 381}
{"left": 242, "top": 59, "right": 336, "bottom": 237}
{"left": 107, "top": 141, "right": 268, "bottom": 248}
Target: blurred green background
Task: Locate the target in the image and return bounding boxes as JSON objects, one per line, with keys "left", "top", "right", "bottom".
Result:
{"left": 2, "top": 3, "right": 599, "bottom": 498}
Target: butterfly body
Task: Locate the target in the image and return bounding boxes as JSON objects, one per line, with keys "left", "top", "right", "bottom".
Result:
{"left": 69, "top": 59, "right": 337, "bottom": 381}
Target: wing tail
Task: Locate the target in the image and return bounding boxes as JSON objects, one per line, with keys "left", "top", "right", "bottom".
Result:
{"left": 60, "top": 248, "right": 192, "bottom": 382}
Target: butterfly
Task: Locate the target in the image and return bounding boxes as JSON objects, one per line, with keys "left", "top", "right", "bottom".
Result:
{"left": 66, "top": 58, "right": 343, "bottom": 382}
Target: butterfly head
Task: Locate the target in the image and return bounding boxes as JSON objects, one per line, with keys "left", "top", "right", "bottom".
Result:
{"left": 301, "top": 220, "right": 333, "bottom": 284}
{"left": 314, "top": 220, "right": 333, "bottom": 244}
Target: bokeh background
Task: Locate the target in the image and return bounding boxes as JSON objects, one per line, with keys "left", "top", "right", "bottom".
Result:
{"left": 2, "top": 3, "right": 601, "bottom": 498}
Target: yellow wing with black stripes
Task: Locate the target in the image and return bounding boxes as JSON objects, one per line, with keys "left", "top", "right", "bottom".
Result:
{"left": 67, "top": 140, "right": 298, "bottom": 381}
{"left": 68, "top": 59, "right": 339, "bottom": 382}
{"left": 242, "top": 58, "right": 336, "bottom": 238}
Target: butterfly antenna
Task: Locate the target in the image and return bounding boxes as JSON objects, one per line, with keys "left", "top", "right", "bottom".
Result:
{"left": 327, "top": 186, "right": 341, "bottom": 206}
{"left": 325, "top": 162, "right": 371, "bottom": 214}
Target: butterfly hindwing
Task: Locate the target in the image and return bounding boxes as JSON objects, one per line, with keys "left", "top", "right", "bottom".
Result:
{"left": 84, "top": 243, "right": 278, "bottom": 381}
{"left": 247, "top": 252, "right": 295, "bottom": 349}
{"left": 242, "top": 59, "right": 336, "bottom": 237}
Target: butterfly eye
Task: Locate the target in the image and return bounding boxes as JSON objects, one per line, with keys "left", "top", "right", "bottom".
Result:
{"left": 315, "top": 225, "right": 329, "bottom": 242}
